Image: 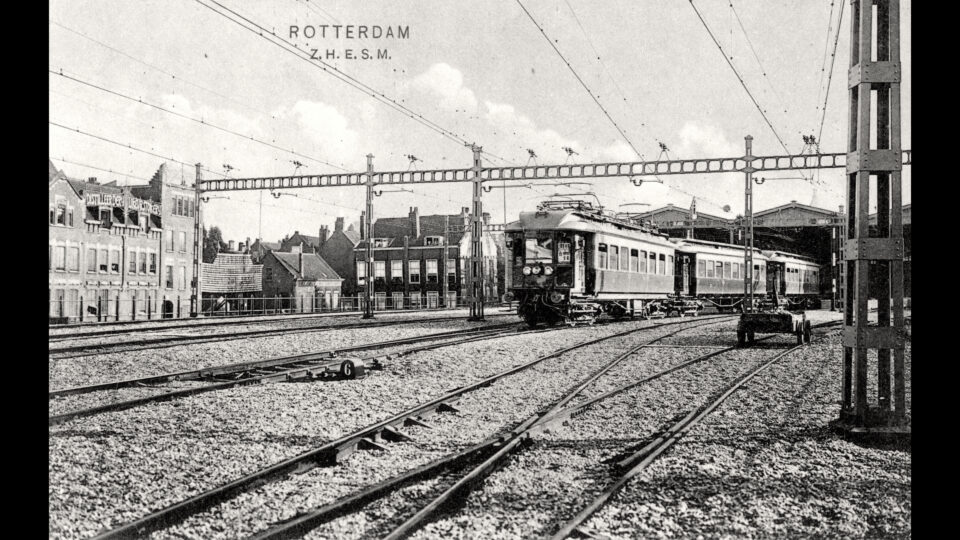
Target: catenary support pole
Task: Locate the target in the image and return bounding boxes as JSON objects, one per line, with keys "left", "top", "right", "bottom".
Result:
{"left": 743, "top": 135, "right": 755, "bottom": 313}
{"left": 362, "top": 153, "right": 375, "bottom": 319}
{"left": 467, "top": 143, "right": 485, "bottom": 321}
{"left": 192, "top": 164, "right": 203, "bottom": 317}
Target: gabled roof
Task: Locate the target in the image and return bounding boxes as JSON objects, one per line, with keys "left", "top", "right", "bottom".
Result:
{"left": 341, "top": 229, "right": 361, "bottom": 244}
{"left": 270, "top": 251, "right": 341, "bottom": 281}
{"left": 638, "top": 204, "right": 732, "bottom": 224}
{"left": 754, "top": 201, "right": 838, "bottom": 218}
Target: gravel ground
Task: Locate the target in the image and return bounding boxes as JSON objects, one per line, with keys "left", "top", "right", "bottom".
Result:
{"left": 48, "top": 316, "right": 514, "bottom": 391}
{"left": 50, "top": 316, "right": 725, "bottom": 539}
{"left": 47, "top": 307, "right": 502, "bottom": 337}
{"left": 49, "top": 310, "right": 513, "bottom": 349}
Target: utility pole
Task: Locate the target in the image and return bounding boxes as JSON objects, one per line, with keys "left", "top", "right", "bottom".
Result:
{"left": 467, "top": 143, "right": 485, "bottom": 321}
{"left": 362, "top": 153, "right": 375, "bottom": 319}
{"left": 838, "top": 0, "right": 907, "bottom": 437}
{"left": 742, "top": 136, "right": 755, "bottom": 313}
{"left": 192, "top": 163, "right": 203, "bottom": 317}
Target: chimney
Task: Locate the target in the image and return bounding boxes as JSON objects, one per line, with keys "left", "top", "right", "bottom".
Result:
{"left": 360, "top": 212, "right": 366, "bottom": 239}
{"left": 299, "top": 250, "right": 304, "bottom": 276}
{"left": 246, "top": 237, "right": 251, "bottom": 253}
{"left": 409, "top": 207, "right": 421, "bottom": 238}
{"left": 319, "top": 226, "right": 329, "bottom": 250}
{"left": 238, "top": 241, "right": 244, "bottom": 252}
{"left": 228, "top": 240, "right": 235, "bottom": 251}
{"left": 88, "top": 177, "right": 98, "bottom": 184}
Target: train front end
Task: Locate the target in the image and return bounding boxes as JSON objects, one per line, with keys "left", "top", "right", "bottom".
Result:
{"left": 506, "top": 210, "right": 590, "bottom": 327}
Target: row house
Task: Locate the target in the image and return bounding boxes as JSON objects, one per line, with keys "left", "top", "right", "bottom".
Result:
{"left": 260, "top": 245, "right": 343, "bottom": 312}
{"left": 48, "top": 160, "right": 201, "bottom": 322}
{"left": 352, "top": 207, "right": 502, "bottom": 310}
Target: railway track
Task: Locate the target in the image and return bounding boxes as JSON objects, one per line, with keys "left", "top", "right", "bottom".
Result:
{"left": 49, "top": 322, "right": 526, "bottom": 426}
{"left": 85, "top": 315, "right": 735, "bottom": 539}
{"left": 249, "top": 319, "right": 840, "bottom": 540}
{"left": 47, "top": 313, "right": 512, "bottom": 358}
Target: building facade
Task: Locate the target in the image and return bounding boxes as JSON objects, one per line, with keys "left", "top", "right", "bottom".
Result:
{"left": 48, "top": 160, "right": 201, "bottom": 322}
{"left": 200, "top": 251, "right": 262, "bottom": 314}
{"left": 260, "top": 246, "right": 343, "bottom": 312}
{"left": 318, "top": 217, "right": 362, "bottom": 297}
{"left": 352, "top": 207, "right": 501, "bottom": 309}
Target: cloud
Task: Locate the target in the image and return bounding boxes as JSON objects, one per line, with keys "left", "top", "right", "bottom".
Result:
{"left": 675, "top": 121, "right": 740, "bottom": 158}
{"left": 283, "top": 100, "right": 360, "bottom": 159}
{"left": 411, "top": 63, "right": 478, "bottom": 111}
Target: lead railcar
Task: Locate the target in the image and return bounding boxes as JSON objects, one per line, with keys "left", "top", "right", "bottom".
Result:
{"left": 505, "top": 201, "right": 677, "bottom": 327}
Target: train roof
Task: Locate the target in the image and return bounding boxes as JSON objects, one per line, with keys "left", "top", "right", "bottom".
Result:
{"left": 764, "top": 250, "right": 819, "bottom": 265}
{"left": 506, "top": 206, "right": 671, "bottom": 241}
{"left": 672, "top": 238, "right": 767, "bottom": 259}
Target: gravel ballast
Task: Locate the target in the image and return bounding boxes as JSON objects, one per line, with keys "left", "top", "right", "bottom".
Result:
{"left": 50, "top": 316, "right": 725, "bottom": 539}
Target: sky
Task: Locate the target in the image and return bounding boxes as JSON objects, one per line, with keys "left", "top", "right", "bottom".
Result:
{"left": 49, "top": 0, "right": 911, "bottom": 244}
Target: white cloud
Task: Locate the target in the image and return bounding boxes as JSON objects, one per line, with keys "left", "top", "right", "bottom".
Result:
{"left": 411, "top": 63, "right": 478, "bottom": 111}
{"left": 285, "top": 100, "right": 360, "bottom": 160}
{"left": 675, "top": 121, "right": 740, "bottom": 158}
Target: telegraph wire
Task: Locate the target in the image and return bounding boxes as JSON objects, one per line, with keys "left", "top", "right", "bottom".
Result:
{"left": 49, "top": 68, "right": 347, "bottom": 172}
{"left": 49, "top": 120, "right": 228, "bottom": 179}
{"left": 816, "top": 1, "right": 845, "bottom": 144}
{"left": 688, "top": 0, "right": 792, "bottom": 155}
{"left": 814, "top": 0, "right": 838, "bottom": 121}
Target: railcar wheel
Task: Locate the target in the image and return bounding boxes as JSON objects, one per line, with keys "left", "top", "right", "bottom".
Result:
{"left": 803, "top": 320, "right": 812, "bottom": 344}
{"left": 747, "top": 331, "right": 755, "bottom": 343}
{"left": 737, "top": 330, "right": 746, "bottom": 347}
{"left": 523, "top": 311, "right": 539, "bottom": 329}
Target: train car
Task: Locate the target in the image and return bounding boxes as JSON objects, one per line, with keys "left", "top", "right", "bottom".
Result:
{"left": 505, "top": 201, "right": 676, "bottom": 326}
{"left": 672, "top": 239, "right": 768, "bottom": 311}
{"left": 764, "top": 251, "right": 822, "bottom": 308}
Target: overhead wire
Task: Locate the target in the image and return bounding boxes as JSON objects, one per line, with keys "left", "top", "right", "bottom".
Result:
{"left": 51, "top": 156, "right": 154, "bottom": 183}
{"left": 814, "top": 0, "right": 838, "bottom": 122}
{"left": 688, "top": 0, "right": 793, "bottom": 155}
{"left": 49, "top": 68, "right": 347, "bottom": 171}
{"left": 194, "top": 0, "right": 513, "bottom": 165}
{"left": 816, "top": 1, "right": 845, "bottom": 144}
{"left": 49, "top": 120, "right": 228, "bottom": 179}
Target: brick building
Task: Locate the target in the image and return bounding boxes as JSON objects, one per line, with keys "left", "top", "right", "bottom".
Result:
{"left": 260, "top": 245, "right": 343, "bottom": 312}
{"left": 352, "top": 207, "right": 501, "bottom": 309}
{"left": 48, "top": 160, "right": 201, "bottom": 322}
{"left": 317, "top": 217, "right": 362, "bottom": 296}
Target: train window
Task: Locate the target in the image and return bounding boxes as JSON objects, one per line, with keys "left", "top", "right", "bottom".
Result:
{"left": 525, "top": 237, "right": 554, "bottom": 263}
{"left": 715, "top": 261, "right": 723, "bottom": 278}
{"left": 557, "top": 242, "right": 571, "bottom": 263}
{"left": 732, "top": 262, "right": 740, "bottom": 279}
{"left": 706, "top": 260, "right": 714, "bottom": 278}
{"left": 667, "top": 255, "right": 673, "bottom": 275}
{"left": 620, "top": 246, "right": 629, "bottom": 271}
{"left": 640, "top": 250, "right": 647, "bottom": 273}
{"left": 610, "top": 246, "right": 619, "bottom": 270}
{"left": 649, "top": 251, "right": 656, "bottom": 274}
{"left": 658, "top": 254, "right": 666, "bottom": 275}
{"left": 723, "top": 262, "right": 731, "bottom": 279}
{"left": 598, "top": 244, "right": 607, "bottom": 268}
{"left": 630, "top": 249, "right": 639, "bottom": 272}
{"left": 697, "top": 259, "right": 705, "bottom": 277}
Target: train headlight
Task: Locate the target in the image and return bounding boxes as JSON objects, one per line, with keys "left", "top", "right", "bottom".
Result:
{"left": 522, "top": 266, "right": 532, "bottom": 275}
{"left": 543, "top": 266, "right": 554, "bottom": 276}
{"left": 531, "top": 265, "right": 542, "bottom": 275}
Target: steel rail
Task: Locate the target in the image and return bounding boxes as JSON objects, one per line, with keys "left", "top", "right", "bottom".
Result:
{"left": 49, "top": 325, "right": 525, "bottom": 425}
{"left": 48, "top": 315, "right": 513, "bottom": 357}
{"left": 48, "top": 309, "right": 509, "bottom": 341}
{"left": 89, "top": 316, "right": 732, "bottom": 540}
{"left": 548, "top": 322, "right": 842, "bottom": 539}
{"left": 380, "top": 317, "right": 735, "bottom": 540}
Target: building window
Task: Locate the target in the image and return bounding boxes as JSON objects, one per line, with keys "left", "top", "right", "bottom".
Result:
{"left": 598, "top": 243, "right": 607, "bottom": 269}
{"left": 67, "top": 247, "right": 80, "bottom": 272}
{"left": 446, "top": 259, "right": 456, "bottom": 280}
{"left": 178, "top": 231, "right": 187, "bottom": 252}
{"left": 264, "top": 266, "right": 273, "bottom": 284}
{"left": 188, "top": 200, "right": 195, "bottom": 217}
{"left": 426, "top": 290, "right": 439, "bottom": 308}
{"left": 149, "top": 253, "right": 157, "bottom": 274}
{"left": 424, "top": 236, "right": 442, "bottom": 246}
{"left": 129, "top": 250, "right": 137, "bottom": 274}
{"left": 99, "top": 208, "right": 112, "bottom": 227}
{"left": 165, "top": 266, "right": 174, "bottom": 288}
{"left": 139, "top": 252, "right": 147, "bottom": 274}
{"left": 356, "top": 261, "right": 366, "bottom": 283}
{"left": 176, "top": 197, "right": 183, "bottom": 216}
{"left": 53, "top": 246, "right": 66, "bottom": 271}
{"left": 49, "top": 205, "right": 55, "bottom": 224}
{"left": 86, "top": 248, "right": 97, "bottom": 272}
{"left": 425, "top": 259, "right": 438, "bottom": 283}
{"left": 179, "top": 267, "right": 186, "bottom": 290}
{"left": 374, "top": 261, "right": 386, "bottom": 283}
{"left": 68, "top": 207, "right": 74, "bottom": 227}
{"left": 373, "top": 238, "right": 390, "bottom": 248}
{"left": 391, "top": 260, "right": 403, "bottom": 284}
{"left": 166, "top": 231, "right": 174, "bottom": 252}
{"left": 110, "top": 249, "right": 120, "bottom": 273}
{"left": 99, "top": 249, "right": 108, "bottom": 273}
{"left": 55, "top": 200, "right": 66, "bottom": 225}
{"left": 409, "top": 260, "right": 421, "bottom": 284}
